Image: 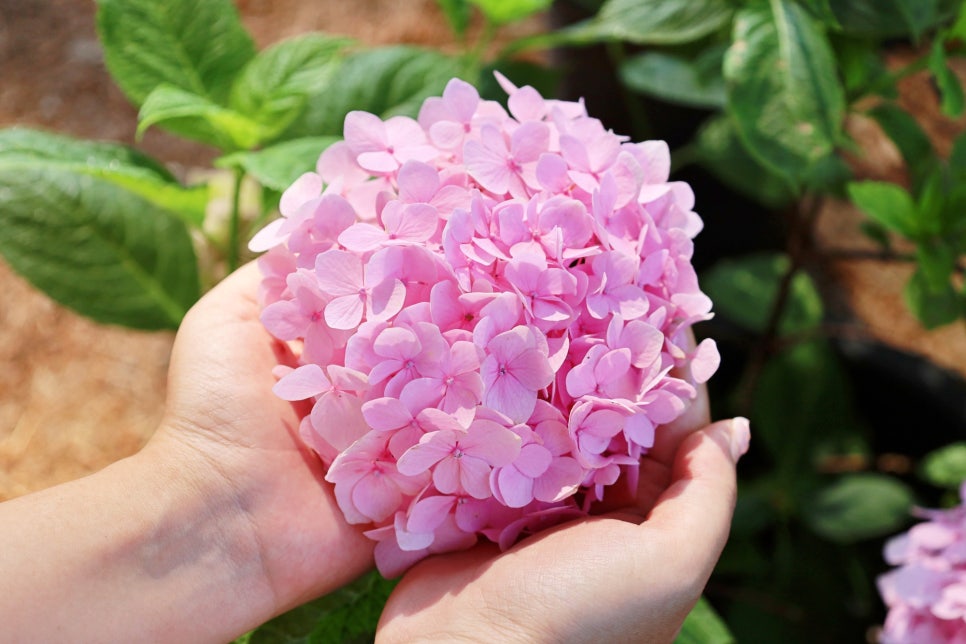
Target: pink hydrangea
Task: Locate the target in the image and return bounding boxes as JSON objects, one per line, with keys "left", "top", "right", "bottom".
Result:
{"left": 878, "top": 483, "right": 966, "bottom": 643}
{"left": 250, "top": 74, "right": 720, "bottom": 577}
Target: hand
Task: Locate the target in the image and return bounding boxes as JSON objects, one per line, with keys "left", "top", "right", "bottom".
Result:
{"left": 149, "top": 261, "right": 374, "bottom": 615}
{"left": 376, "top": 386, "right": 748, "bottom": 643}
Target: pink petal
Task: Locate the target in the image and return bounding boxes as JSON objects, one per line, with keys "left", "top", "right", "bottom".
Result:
{"left": 248, "top": 218, "right": 287, "bottom": 252}
{"left": 595, "top": 348, "right": 631, "bottom": 383}
{"left": 273, "top": 364, "right": 329, "bottom": 400}
{"left": 338, "top": 223, "right": 388, "bottom": 252}
{"left": 388, "top": 203, "right": 438, "bottom": 242}
{"left": 416, "top": 408, "right": 465, "bottom": 433}
{"left": 279, "top": 172, "right": 323, "bottom": 216}
{"left": 315, "top": 249, "right": 362, "bottom": 296}
{"left": 456, "top": 456, "right": 494, "bottom": 499}
{"left": 464, "top": 139, "right": 509, "bottom": 195}
{"left": 511, "top": 121, "right": 550, "bottom": 162}
{"left": 358, "top": 150, "right": 399, "bottom": 174}
{"left": 445, "top": 78, "right": 480, "bottom": 120}
{"left": 374, "top": 326, "right": 421, "bottom": 360}
{"left": 344, "top": 111, "right": 386, "bottom": 152}
{"left": 398, "top": 161, "right": 441, "bottom": 203}
{"left": 533, "top": 457, "right": 583, "bottom": 503}
{"left": 690, "top": 338, "right": 720, "bottom": 384}
{"left": 494, "top": 466, "right": 535, "bottom": 508}
{"left": 432, "top": 457, "right": 462, "bottom": 495}
{"left": 397, "top": 435, "right": 452, "bottom": 476}
{"left": 407, "top": 495, "right": 456, "bottom": 534}
{"left": 507, "top": 85, "right": 546, "bottom": 122}
{"left": 352, "top": 473, "right": 403, "bottom": 523}
{"left": 484, "top": 373, "right": 537, "bottom": 423}
{"left": 325, "top": 293, "right": 365, "bottom": 330}
{"left": 362, "top": 397, "right": 413, "bottom": 431}
{"left": 309, "top": 390, "right": 368, "bottom": 452}
{"left": 515, "top": 443, "right": 553, "bottom": 478}
{"left": 462, "top": 419, "right": 522, "bottom": 466}
{"left": 366, "top": 278, "right": 406, "bottom": 322}
{"left": 508, "top": 348, "right": 554, "bottom": 390}
{"left": 625, "top": 412, "right": 655, "bottom": 448}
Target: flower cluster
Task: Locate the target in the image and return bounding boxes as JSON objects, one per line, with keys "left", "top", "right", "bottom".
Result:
{"left": 878, "top": 483, "right": 966, "bottom": 643}
{"left": 251, "top": 74, "right": 719, "bottom": 577}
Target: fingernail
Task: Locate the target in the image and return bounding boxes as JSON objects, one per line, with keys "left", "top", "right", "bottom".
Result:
{"left": 730, "top": 417, "right": 751, "bottom": 462}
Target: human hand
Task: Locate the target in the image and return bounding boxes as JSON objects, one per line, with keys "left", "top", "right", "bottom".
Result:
{"left": 376, "top": 387, "right": 748, "bottom": 643}
{"left": 147, "top": 262, "right": 374, "bottom": 617}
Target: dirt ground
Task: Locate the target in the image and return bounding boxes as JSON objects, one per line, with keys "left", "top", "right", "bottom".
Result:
{"left": 1, "top": 1, "right": 964, "bottom": 502}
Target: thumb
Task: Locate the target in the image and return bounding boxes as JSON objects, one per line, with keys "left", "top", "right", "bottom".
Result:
{"left": 639, "top": 417, "right": 749, "bottom": 580}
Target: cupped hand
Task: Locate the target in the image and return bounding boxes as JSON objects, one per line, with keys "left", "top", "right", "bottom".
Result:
{"left": 377, "top": 380, "right": 748, "bottom": 643}
{"left": 147, "top": 262, "right": 374, "bottom": 615}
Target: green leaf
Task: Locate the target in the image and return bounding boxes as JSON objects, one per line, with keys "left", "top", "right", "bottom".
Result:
{"left": 896, "top": 0, "right": 940, "bottom": 42}
{"left": 847, "top": 181, "right": 919, "bottom": 238}
{"left": 138, "top": 85, "right": 270, "bottom": 151}
{"left": 565, "top": 0, "right": 735, "bottom": 46}
{"left": 804, "top": 473, "right": 915, "bottom": 543}
{"left": 916, "top": 171, "right": 946, "bottom": 236}
{"left": 920, "top": 442, "right": 966, "bottom": 489}
{"left": 0, "top": 128, "right": 207, "bottom": 227}
{"left": 867, "top": 103, "right": 936, "bottom": 192}
{"left": 702, "top": 252, "right": 823, "bottom": 335}
{"left": 948, "top": 130, "right": 966, "bottom": 178}
{"left": 951, "top": 0, "right": 966, "bottom": 40}
{"left": 437, "top": 0, "right": 472, "bottom": 37}
{"left": 904, "top": 266, "right": 963, "bottom": 328}
{"left": 799, "top": 0, "right": 840, "bottom": 28}
{"left": 752, "top": 340, "right": 852, "bottom": 482}
{"left": 674, "top": 596, "right": 735, "bottom": 644}
{"left": 929, "top": 38, "right": 965, "bottom": 118}
{"left": 468, "top": 0, "right": 552, "bottom": 25}
{"left": 229, "top": 34, "right": 351, "bottom": 140}
{"left": 0, "top": 165, "right": 199, "bottom": 330}
{"left": 829, "top": 0, "right": 945, "bottom": 39}
{"left": 246, "top": 571, "right": 397, "bottom": 644}
{"left": 217, "top": 137, "right": 339, "bottom": 192}
{"left": 837, "top": 39, "right": 894, "bottom": 99}
{"left": 284, "top": 47, "right": 466, "bottom": 138}
{"left": 620, "top": 48, "right": 726, "bottom": 109}
{"left": 724, "top": 1, "right": 846, "bottom": 189}
{"left": 694, "top": 116, "right": 794, "bottom": 209}
{"left": 95, "top": 0, "right": 255, "bottom": 106}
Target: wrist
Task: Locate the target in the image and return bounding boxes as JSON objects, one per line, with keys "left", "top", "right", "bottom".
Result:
{"left": 120, "top": 433, "right": 278, "bottom": 640}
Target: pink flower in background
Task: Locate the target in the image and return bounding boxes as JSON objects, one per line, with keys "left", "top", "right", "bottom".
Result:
{"left": 878, "top": 483, "right": 966, "bottom": 643}
{"left": 251, "top": 74, "right": 719, "bottom": 576}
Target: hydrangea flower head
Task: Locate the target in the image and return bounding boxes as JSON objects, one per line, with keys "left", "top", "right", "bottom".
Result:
{"left": 878, "top": 482, "right": 966, "bottom": 643}
{"left": 251, "top": 74, "right": 720, "bottom": 577}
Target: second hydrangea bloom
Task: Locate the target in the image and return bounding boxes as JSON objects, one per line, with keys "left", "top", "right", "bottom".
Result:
{"left": 253, "top": 73, "right": 720, "bottom": 576}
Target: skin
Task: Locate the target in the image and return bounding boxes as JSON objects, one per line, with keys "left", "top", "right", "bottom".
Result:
{"left": 0, "top": 262, "right": 746, "bottom": 643}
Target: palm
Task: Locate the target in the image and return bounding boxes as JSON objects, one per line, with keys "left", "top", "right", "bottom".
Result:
{"left": 156, "top": 263, "right": 373, "bottom": 611}
{"left": 379, "top": 377, "right": 715, "bottom": 643}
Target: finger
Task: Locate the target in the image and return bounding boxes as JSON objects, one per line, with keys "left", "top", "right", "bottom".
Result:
{"left": 638, "top": 417, "right": 749, "bottom": 579}
{"left": 164, "top": 262, "right": 298, "bottom": 424}
{"left": 180, "top": 261, "right": 264, "bottom": 332}
{"left": 649, "top": 328, "right": 711, "bottom": 466}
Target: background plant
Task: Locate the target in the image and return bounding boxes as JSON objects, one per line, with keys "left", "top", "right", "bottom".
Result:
{"left": 4, "top": 0, "right": 966, "bottom": 641}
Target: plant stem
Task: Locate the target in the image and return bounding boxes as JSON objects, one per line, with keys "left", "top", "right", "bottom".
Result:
{"left": 734, "top": 195, "right": 823, "bottom": 415}
{"left": 468, "top": 18, "right": 497, "bottom": 74}
{"left": 227, "top": 168, "right": 244, "bottom": 273}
